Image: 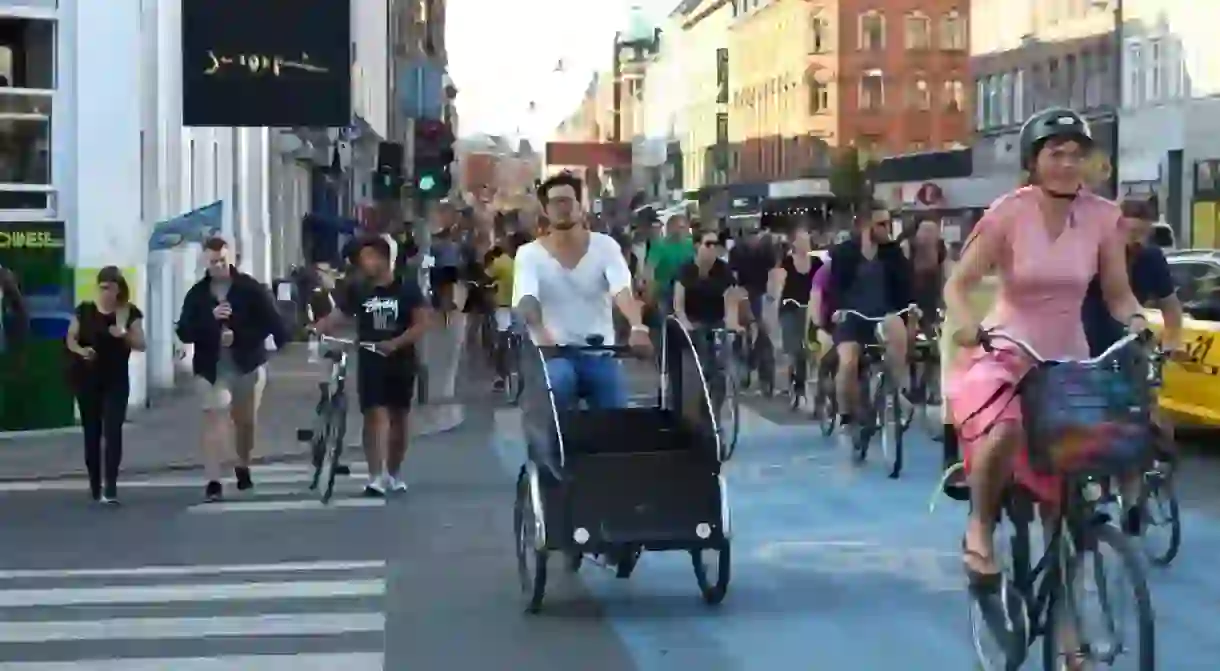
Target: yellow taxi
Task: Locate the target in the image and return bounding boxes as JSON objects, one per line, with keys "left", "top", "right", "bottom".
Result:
{"left": 1150, "top": 249, "right": 1220, "bottom": 427}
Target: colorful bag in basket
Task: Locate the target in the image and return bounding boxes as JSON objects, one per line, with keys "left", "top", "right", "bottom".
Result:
{"left": 1019, "top": 360, "right": 1152, "bottom": 475}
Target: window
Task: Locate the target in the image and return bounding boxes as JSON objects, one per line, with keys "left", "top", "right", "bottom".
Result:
{"left": 999, "top": 72, "right": 1012, "bottom": 125}
{"left": 986, "top": 75, "right": 1000, "bottom": 126}
{"left": 858, "top": 134, "right": 883, "bottom": 160}
{"left": 940, "top": 10, "right": 967, "bottom": 50}
{"left": 1148, "top": 38, "right": 1162, "bottom": 102}
{"left": 1047, "top": 58, "right": 1060, "bottom": 105}
{"left": 0, "top": 18, "right": 55, "bottom": 211}
{"left": 909, "top": 77, "right": 931, "bottom": 110}
{"left": 859, "top": 71, "right": 884, "bottom": 110}
{"left": 1065, "top": 54, "right": 1079, "bottom": 108}
{"left": 1013, "top": 69, "right": 1025, "bottom": 118}
{"left": 905, "top": 12, "right": 931, "bottom": 50}
{"left": 1167, "top": 261, "right": 1220, "bottom": 318}
{"left": 1126, "top": 41, "right": 1143, "bottom": 106}
{"left": 944, "top": 78, "right": 964, "bottom": 112}
{"left": 808, "top": 78, "right": 830, "bottom": 113}
{"left": 809, "top": 13, "right": 831, "bottom": 53}
{"left": 859, "top": 11, "right": 884, "bottom": 51}
{"left": 975, "top": 78, "right": 986, "bottom": 127}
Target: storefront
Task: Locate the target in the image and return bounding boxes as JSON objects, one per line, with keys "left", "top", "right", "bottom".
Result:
{"left": 869, "top": 150, "right": 1011, "bottom": 251}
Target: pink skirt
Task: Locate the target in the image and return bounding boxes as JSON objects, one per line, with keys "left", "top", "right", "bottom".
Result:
{"left": 945, "top": 345, "right": 1061, "bottom": 505}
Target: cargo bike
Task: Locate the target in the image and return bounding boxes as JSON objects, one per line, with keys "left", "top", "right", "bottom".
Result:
{"left": 513, "top": 316, "right": 733, "bottom": 613}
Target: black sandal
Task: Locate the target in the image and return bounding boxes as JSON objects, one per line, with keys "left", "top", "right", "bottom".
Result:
{"left": 962, "top": 537, "right": 1002, "bottom": 593}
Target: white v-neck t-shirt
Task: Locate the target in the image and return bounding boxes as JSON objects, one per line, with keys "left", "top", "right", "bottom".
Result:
{"left": 512, "top": 232, "right": 632, "bottom": 346}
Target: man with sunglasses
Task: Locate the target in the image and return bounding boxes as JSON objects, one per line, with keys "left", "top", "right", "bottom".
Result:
{"left": 825, "top": 204, "right": 914, "bottom": 450}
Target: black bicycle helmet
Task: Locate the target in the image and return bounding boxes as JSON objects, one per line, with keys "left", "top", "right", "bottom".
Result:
{"left": 1018, "top": 107, "right": 1094, "bottom": 171}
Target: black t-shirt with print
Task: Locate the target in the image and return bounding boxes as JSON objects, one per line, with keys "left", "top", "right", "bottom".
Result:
{"left": 678, "top": 259, "right": 734, "bottom": 325}
{"left": 342, "top": 277, "right": 425, "bottom": 362}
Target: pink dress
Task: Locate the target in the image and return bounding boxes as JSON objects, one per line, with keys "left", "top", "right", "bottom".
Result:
{"left": 945, "top": 187, "right": 1122, "bottom": 504}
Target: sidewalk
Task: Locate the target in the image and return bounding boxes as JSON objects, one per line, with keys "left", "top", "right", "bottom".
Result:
{"left": 0, "top": 344, "right": 465, "bottom": 482}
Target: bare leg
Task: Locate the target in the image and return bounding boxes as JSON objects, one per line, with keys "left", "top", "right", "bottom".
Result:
{"left": 965, "top": 422, "right": 1020, "bottom": 576}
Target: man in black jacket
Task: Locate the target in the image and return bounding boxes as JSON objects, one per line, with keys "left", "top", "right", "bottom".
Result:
{"left": 177, "top": 237, "right": 288, "bottom": 502}
{"left": 825, "top": 206, "right": 914, "bottom": 448}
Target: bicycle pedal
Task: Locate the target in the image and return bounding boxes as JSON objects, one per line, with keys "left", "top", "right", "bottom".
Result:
{"left": 296, "top": 429, "right": 314, "bottom": 442}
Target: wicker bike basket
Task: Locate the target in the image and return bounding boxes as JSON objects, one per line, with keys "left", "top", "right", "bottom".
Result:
{"left": 1018, "top": 357, "right": 1153, "bottom": 476}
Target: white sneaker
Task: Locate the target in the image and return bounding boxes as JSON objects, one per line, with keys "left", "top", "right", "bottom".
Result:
{"left": 386, "top": 474, "right": 409, "bottom": 493}
{"left": 363, "top": 477, "right": 387, "bottom": 498}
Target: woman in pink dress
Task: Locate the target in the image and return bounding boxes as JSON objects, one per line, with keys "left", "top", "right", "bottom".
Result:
{"left": 943, "top": 108, "right": 1147, "bottom": 589}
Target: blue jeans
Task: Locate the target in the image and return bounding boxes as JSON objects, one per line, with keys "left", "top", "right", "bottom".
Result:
{"left": 545, "top": 354, "right": 629, "bottom": 409}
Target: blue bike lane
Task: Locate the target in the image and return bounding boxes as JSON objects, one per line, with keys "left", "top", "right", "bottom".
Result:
{"left": 492, "top": 406, "right": 1220, "bottom": 669}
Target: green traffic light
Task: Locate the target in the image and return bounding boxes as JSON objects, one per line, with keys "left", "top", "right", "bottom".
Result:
{"left": 418, "top": 174, "right": 436, "bottom": 191}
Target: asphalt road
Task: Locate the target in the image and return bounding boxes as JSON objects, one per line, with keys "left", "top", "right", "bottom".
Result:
{"left": 5, "top": 385, "right": 1220, "bottom": 669}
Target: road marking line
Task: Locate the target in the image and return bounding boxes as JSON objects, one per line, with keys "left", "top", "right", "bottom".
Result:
{"left": 0, "top": 579, "right": 385, "bottom": 608}
{"left": 187, "top": 498, "right": 384, "bottom": 513}
{"left": 0, "top": 471, "right": 369, "bottom": 494}
{"left": 0, "top": 560, "right": 385, "bottom": 580}
{"left": 0, "top": 612, "right": 386, "bottom": 643}
{"left": 0, "top": 652, "right": 384, "bottom": 670}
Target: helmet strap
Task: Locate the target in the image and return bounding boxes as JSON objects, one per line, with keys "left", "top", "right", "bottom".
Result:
{"left": 1044, "top": 187, "right": 1079, "bottom": 201}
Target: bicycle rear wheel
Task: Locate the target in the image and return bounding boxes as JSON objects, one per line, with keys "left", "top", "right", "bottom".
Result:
{"left": 1042, "top": 523, "right": 1155, "bottom": 670}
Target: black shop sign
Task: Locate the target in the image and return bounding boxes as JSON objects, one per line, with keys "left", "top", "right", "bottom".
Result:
{"left": 181, "top": 0, "right": 352, "bottom": 127}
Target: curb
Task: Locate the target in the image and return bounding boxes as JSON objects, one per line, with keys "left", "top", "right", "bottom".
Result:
{"left": 0, "top": 404, "right": 468, "bottom": 484}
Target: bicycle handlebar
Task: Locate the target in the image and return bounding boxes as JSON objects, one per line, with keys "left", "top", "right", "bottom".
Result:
{"left": 781, "top": 299, "right": 808, "bottom": 308}
{"left": 833, "top": 305, "right": 918, "bottom": 323}
{"left": 979, "top": 328, "right": 1142, "bottom": 366}
{"left": 309, "top": 331, "right": 384, "bottom": 356}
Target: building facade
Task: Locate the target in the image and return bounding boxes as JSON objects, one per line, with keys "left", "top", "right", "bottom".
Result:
{"left": 1116, "top": 0, "right": 1218, "bottom": 245}
{"left": 0, "top": 0, "right": 418, "bottom": 434}
{"left": 725, "top": 0, "right": 970, "bottom": 187}
{"left": 970, "top": 0, "right": 1120, "bottom": 198}
{"left": 674, "top": 0, "right": 734, "bottom": 193}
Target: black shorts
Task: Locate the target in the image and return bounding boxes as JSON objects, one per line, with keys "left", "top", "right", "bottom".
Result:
{"left": 833, "top": 312, "right": 881, "bottom": 346}
{"left": 357, "top": 355, "right": 417, "bottom": 412}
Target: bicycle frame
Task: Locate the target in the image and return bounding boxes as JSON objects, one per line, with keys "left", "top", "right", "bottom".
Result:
{"left": 1005, "top": 473, "right": 1110, "bottom": 648}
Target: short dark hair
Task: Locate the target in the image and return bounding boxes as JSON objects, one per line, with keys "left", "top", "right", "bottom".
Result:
{"left": 357, "top": 235, "right": 392, "bottom": 260}
{"left": 202, "top": 236, "right": 228, "bottom": 252}
{"left": 96, "top": 266, "right": 131, "bottom": 305}
{"left": 1120, "top": 196, "right": 1157, "bottom": 221}
{"left": 537, "top": 172, "right": 583, "bottom": 207}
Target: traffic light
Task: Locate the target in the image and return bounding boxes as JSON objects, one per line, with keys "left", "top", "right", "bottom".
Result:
{"left": 413, "top": 119, "right": 455, "bottom": 200}
{"left": 372, "top": 142, "right": 405, "bottom": 201}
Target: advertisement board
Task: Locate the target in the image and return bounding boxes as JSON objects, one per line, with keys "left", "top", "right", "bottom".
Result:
{"left": 0, "top": 221, "right": 75, "bottom": 431}
{"left": 181, "top": 0, "right": 351, "bottom": 127}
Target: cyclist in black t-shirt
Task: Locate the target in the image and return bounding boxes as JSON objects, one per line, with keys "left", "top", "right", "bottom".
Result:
{"left": 311, "top": 237, "right": 431, "bottom": 497}
{"left": 674, "top": 230, "right": 742, "bottom": 411}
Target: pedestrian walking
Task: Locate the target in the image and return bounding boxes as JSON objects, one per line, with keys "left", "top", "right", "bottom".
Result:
{"left": 177, "top": 237, "right": 288, "bottom": 502}
{"left": 65, "top": 267, "right": 145, "bottom": 504}
{"left": 0, "top": 265, "right": 28, "bottom": 429}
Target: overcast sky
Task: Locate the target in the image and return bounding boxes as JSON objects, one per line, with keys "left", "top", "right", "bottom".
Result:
{"left": 446, "top": 0, "right": 673, "bottom": 144}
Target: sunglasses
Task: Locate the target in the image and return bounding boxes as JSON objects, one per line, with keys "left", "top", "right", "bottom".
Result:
{"left": 701, "top": 240, "right": 719, "bottom": 247}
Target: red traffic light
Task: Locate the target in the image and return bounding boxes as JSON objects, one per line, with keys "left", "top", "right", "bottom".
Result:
{"left": 416, "top": 119, "right": 448, "bottom": 139}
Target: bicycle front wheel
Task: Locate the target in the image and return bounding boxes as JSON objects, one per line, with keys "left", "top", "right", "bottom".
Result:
{"left": 1140, "top": 464, "right": 1181, "bottom": 567}
{"left": 1042, "top": 522, "right": 1155, "bottom": 671}
{"left": 319, "top": 394, "right": 347, "bottom": 504}
{"left": 718, "top": 373, "right": 741, "bottom": 460}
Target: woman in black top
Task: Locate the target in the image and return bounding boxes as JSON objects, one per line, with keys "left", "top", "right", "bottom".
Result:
{"left": 673, "top": 230, "right": 739, "bottom": 330}
{"left": 65, "top": 267, "right": 146, "bottom": 504}
{"left": 769, "top": 225, "right": 822, "bottom": 401}
{"left": 674, "top": 230, "right": 741, "bottom": 412}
